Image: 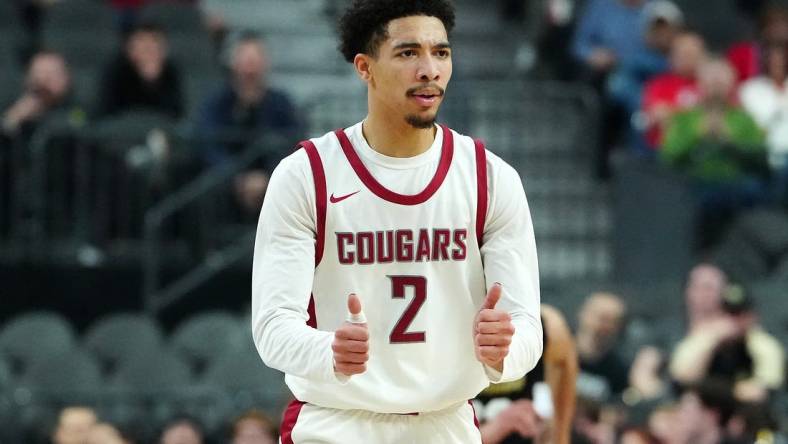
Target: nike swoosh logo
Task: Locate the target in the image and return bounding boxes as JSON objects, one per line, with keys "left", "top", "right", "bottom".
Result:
{"left": 330, "top": 190, "right": 360, "bottom": 204}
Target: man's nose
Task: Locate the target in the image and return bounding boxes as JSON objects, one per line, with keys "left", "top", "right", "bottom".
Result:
{"left": 417, "top": 55, "right": 441, "bottom": 81}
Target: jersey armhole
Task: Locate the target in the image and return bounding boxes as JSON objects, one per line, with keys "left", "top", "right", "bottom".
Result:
{"left": 299, "top": 140, "right": 324, "bottom": 329}
{"left": 299, "top": 140, "right": 327, "bottom": 266}
{"left": 474, "top": 139, "right": 488, "bottom": 249}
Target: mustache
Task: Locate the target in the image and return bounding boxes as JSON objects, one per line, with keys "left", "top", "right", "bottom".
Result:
{"left": 406, "top": 84, "right": 445, "bottom": 97}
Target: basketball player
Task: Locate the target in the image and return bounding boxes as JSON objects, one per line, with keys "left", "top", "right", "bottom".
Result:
{"left": 251, "top": 1, "right": 543, "bottom": 442}
{"left": 475, "top": 305, "right": 577, "bottom": 444}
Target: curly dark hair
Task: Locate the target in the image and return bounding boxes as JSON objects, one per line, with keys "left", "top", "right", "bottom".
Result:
{"left": 338, "top": 0, "right": 456, "bottom": 63}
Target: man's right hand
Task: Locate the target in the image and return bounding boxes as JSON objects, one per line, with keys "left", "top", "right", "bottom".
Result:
{"left": 332, "top": 293, "right": 369, "bottom": 376}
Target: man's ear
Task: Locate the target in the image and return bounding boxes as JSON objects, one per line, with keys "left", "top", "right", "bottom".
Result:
{"left": 354, "top": 53, "right": 375, "bottom": 86}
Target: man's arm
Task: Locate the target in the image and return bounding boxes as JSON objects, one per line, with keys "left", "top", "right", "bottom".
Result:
{"left": 480, "top": 155, "right": 543, "bottom": 383}
{"left": 669, "top": 319, "right": 736, "bottom": 384}
{"left": 250, "top": 150, "right": 341, "bottom": 383}
{"left": 542, "top": 305, "right": 578, "bottom": 444}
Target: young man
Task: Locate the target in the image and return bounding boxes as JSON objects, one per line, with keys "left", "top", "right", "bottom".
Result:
{"left": 251, "top": 1, "right": 543, "bottom": 443}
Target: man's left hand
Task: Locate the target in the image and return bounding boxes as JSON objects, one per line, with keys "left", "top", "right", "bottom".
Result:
{"left": 474, "top": 283, "right": 515, "bottom": 372}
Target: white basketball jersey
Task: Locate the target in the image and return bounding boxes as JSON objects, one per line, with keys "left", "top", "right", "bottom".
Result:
{"left": 285, "top": 122, "right": 492, "bottom": 413}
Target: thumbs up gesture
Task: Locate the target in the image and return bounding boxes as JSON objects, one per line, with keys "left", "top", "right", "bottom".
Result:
{"left": 474, "top": 283, "right": 515, "bottom": 372}
{"left": 332, "top": 293, "right": 370, "bottom": 376}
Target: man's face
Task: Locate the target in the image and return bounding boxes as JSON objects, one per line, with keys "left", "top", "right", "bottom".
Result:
{"left": 161, "top": 423, "right": 202, "bottom": 444}
{"left": 685, "top": 265, "right": 725, "bottom": 317}
{"left": 698, "top": 60, "right": 735, "bottom": 101}
{"left": 53, "top": 407, "right": 97, "bottom": 444}
{"left": 676, "top": 392, "right": 717, "bottom": 440}
{"left": 670, "top": 33, "right": 706, "bottom": 78}
{"left": 233, "top": 418, "right": 275, "bottom": 444}
{"left": 232, "top": 41, "right": 268, "bottom": 85}
{"left": 363, "top": 15, "right": 452, "bottom": 129}
{"left": 127, "top": 31, "right": 166, "bottom": 81}
{"left": 579, "top": 295, "right": 625, "bottom": 348}
{"left": 27, "top": 54, "right": 70, "bottom": 105}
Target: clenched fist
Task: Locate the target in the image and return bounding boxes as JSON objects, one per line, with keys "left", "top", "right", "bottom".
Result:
{"left": 332, "top": 293, "right": 370, "bottom": 376}
{"left": 474, "top": 283, "right": 515, "bottom": 372}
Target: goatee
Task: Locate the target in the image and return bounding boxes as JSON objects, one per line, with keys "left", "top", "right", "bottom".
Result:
{"left": 405, "top": 114, "right": 436, "bottom": 129}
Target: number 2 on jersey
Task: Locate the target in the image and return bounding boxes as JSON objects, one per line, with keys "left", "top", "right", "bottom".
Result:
{"left": 388, "top": 276, "right": 427, "bottom": 343}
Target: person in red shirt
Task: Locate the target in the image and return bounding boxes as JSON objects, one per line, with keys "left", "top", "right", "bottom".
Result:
{"left": 641, "top": 30, "right": 706, "bottom": 148}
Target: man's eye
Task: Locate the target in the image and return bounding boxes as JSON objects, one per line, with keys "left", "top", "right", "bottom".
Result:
{"left": 400, "top": 50, "right": 416, "bottom": 57}
{"left": 436, "top": 50, "right": 450, "bottom": 58}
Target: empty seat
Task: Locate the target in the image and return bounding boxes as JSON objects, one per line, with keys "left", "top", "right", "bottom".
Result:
{"left": 264, "top": 33, "right": 345, "bottom": 73}
{"left": 168, "top": 34, "right": 218, "bottom": 72}
{"left": 20, "top": 349, "right": 103, "bottom": 405}
{"left": 111, "top": 347, "right": 192, "bottom": 395}
{"left": 83, "top": 313, "right": 165, "bottom": 373}
{"left": 43, "top": 33, "right": 119, "bottom": 73}
{"left": 170, "top": 311, "right": 246, "bottom": 375}
{"left": 0, "top": 312, "right": 76, "bottom": 377}
{"left": 139, "top": 1, "right": 206, "bottom": 36}
{"left": 269, "top": 71, "right": 363, "bottom": 109}
{"left": 202, "top": 0, "right": 331, "bottom": 34}
{"left": 202, "top": 347, "right": 288, "bottom": 413}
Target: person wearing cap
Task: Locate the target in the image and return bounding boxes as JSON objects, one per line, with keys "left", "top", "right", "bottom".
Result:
{"left": 669, "top": 284, "right": 784, "bottom": 403}
{"left": 607, "top": 0, "right": 685, "bottom": 117}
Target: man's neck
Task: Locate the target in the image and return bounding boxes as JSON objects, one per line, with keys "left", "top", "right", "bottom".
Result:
{"left": 577, "top": 333, "right": 607, "bottom": 361}
{"left": 362, "top": 109, "right": 436, "bottom": 158}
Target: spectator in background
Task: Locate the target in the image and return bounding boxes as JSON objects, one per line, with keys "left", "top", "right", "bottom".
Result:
{"left": 1, "top": 50, "right": 83, "bottom": 240}
{"left": 727, "top": 4, "right": 788, "bottom": 84}
{"left": 197, "top": 32, "right": 301, "bottom": 216}
{"left": 673, "top": 381, "right": 739, "bottom": 444}
{"left": 572, "top": 0, "right": 650, "bottom": 85}
{"left": 623, "top": 263, "right": 729, "bottom": 407}
{"left": 684, "top": 263, "right": 728, "bottom": 331}
{"left": 641, "top": 30, "right": 706, "bottom": 149}
{"left": 99, "top": 22, "right": 184, "bottom": 119}
{"left": 670, "top": 284, "right": 785, "bottom": 404}
{"left": 1, "top": 50, "right": 80, "bottom": 143}
{"left": 661, "top": 58, "right": 767, "bottom": 246}
{"left": 607, "top": 0, "right": 684, "bottom": 117}
{"left": 230, "top": 410, "right": 277, "bottom": 444}
{"left": 159, "top": 416, "right": 203, "bottom": 444}
{"left": 739, "top": 38, "right": 788, "bottom": 200}
{"left": 571, "top": 0, "right": 651, "bottom": 178}
{"left": 575, "top": 292, "right": 630, "bottom": 402}
{"left": 476, "top": 305, "right": 578, "bottom": 444}
{"left": 646, "top": 404, "right": 681, "bottom": 444}
{"left": 52, "top": 406, "right": 98, "bottom": 444}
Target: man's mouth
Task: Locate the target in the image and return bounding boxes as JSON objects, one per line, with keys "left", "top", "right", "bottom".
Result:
{"left": 408, "top": 88, "right": 444, "bottom": 107}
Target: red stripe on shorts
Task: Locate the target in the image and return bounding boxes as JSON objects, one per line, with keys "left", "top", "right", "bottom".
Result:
{"left": 280, "top": 400, "right": 306, "bottom": 444}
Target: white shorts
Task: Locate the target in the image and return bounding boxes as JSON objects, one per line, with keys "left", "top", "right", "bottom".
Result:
{"left": 280, "top": 400, "right": 482, "bottom": 444}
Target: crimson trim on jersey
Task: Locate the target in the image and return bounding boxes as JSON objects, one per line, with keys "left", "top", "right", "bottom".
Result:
{"left": 280, "top": 399, "right": 306, "bottom": 444}
{"left": 301, "top": 140, "right": 325, "bottom": 330}
{"left": 474, "top": 139, "right": 488, "bottom": 248}
{"left": 334, "top": 124, "right": 454, "bottom": 206}
{"left": 301, "top": 140, "right": 327, "bottom": 266}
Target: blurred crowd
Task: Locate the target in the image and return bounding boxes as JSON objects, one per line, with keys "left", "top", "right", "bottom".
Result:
{"left": 564, "top": 0, "right": 788, "bottom": 252}
{"left": 1, "top": 0, "right": 304, "bottom": 239}
{"left": 48, "top": 406, "right": 276, "bottom": 444}
{"left": 567, "top": 264, "right": 785, "bottom": 444}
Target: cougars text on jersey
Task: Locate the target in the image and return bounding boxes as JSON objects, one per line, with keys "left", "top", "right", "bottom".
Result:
{"left": 336, "top": 228, "right": 468, "bottom": 265}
